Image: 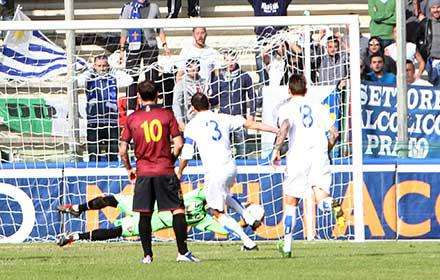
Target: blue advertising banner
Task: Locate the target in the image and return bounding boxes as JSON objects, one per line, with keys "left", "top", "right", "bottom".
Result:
{"left": 394, "top": 172, "right": 440, "bottom": 239}
{"left": 361, "top": 83, "right": 440, "bottom": 159}
{"left": 362, "top": 171, "right": 440, "bottom": 239}
{"left": 1, "top": 166, "right": 439, "bottom": 242}
{"left": 0, "top": 178, "right": 61, "bottom": 241}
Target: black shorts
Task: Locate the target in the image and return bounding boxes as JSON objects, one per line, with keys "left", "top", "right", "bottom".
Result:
{"left": 133, "top": 175, "right": 184, "bottom": 213}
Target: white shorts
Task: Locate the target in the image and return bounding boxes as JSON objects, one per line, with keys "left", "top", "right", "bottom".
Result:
{"left": 204, "top": 162, "right": 236, "bottom": 212}
{"left": 283, "top": 150, "right": 331, "bottom": 198}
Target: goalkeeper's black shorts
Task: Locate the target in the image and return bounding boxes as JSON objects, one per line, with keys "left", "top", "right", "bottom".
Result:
{"left": 133, "top": 175, "right": 184, "bottom": 213}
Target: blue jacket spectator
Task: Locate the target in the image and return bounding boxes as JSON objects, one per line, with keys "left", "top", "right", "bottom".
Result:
{"left": 209, "top": 52, "right": 257, "bottom": 158}
{"left": 209, "top": 64, "right": 257, "bottom": 118}
{"left": 78, "top": 55, "right": 132, "bottom": 162}
{"left": 366, "top": 72, "right": 396, "bottom": 84}
{"left": 365, "top": 54, "right": 396, "bottom": 85}
{"left": 84, "top": 74, "right": 118, "bottom": 125}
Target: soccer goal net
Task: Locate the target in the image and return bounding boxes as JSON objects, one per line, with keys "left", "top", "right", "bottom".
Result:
{"left": 0, "top": 12, "right": 364, "bottom": 243}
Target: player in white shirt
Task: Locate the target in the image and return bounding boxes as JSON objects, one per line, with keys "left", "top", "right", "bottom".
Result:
{"left": 271, "top": 74, "right": 343, "bottom": 258}
{"left": 175, "top": 27, "right": 221, "bottom": 83}
{"left": 177, "top": 93, "right": 278, "bottom": 251}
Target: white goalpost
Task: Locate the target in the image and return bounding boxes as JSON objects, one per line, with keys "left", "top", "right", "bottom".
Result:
{"left": 0, "top": 15, "right": 364, "bottom": 243}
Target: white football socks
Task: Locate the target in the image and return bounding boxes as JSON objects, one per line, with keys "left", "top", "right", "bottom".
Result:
{"left": 283, "top": 205, "right": 296, "bottom": 253}
{"left": 218, "top": 213, "right": 256, "bottom": 248}
{"left": 225, "top": 195, "right": 255, "bottom": 225}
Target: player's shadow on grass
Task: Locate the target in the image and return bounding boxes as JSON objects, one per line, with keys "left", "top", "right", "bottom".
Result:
{"left": 262, "top": 246, "right": 439, "bottom": 258}
{"left": 202, "top": 255, "right": 287, "bottom": 262}
{"left": 353, "top": 251, "right": 440, "bottom": 258}
{"left": 0, "top": 255, "right": 70, "bottom": 261}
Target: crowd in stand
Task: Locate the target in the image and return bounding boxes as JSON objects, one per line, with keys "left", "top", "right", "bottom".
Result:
{"left": 367, "top": 0, "right": 440, "bottom": 86}
{"left": 77, "top": 0, "right": 439, "bottom": 162}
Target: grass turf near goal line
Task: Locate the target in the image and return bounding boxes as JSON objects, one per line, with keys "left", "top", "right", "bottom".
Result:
{"left": 0, "top": 242, "right": 439, "bottom": 280}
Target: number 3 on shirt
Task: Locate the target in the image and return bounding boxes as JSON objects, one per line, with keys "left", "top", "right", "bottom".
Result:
{"left": 300, "top": 105, "right": 314, "bottom": 128}
{"left": 141, "top": 119, "right": 163, "bottom": 143}
{"left": 206, "top": 120, "right": 222, "bottom": 141}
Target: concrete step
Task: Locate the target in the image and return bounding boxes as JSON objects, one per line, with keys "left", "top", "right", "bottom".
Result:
{"left": 19, "top": 16, "right": 371, "bottom": 46}
{"left": 17, "top": 0, "right": 368, "bottom": 11}
{"left": 1, "top": 1, "right": 371, "bottom": 89}
{"left": 12, "top": 1, "right": 372, "bottom": 42}
{"left": 22, "top": 4, "right": 369, "bottom": 21}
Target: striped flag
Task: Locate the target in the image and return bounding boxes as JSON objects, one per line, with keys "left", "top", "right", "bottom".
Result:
{"left": 0, "top": 7, "right": 86, "bottom": 80}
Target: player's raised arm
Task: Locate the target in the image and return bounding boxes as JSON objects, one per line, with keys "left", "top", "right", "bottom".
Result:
{"left": 270, "top": 119, "right": 290, "bottom": 166}
{"left": 243, "top": 118, "right": 279, "bottom": 134}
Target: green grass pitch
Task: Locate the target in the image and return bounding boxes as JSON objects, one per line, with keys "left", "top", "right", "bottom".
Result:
{"left": 1, "top": 241, "right": 439, "bottom": 280}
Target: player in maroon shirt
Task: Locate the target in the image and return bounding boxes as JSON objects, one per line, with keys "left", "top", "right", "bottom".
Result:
{"left": 119, "top": 80, "right": 199, "bottom": 264}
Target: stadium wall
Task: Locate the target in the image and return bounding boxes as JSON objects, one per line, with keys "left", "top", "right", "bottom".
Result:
{"left": 1, "top": 162, "right": 440, "bottom": 242}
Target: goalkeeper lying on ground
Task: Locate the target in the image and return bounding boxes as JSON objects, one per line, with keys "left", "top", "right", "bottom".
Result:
{"left": 56, "top": 188, "right": 228, "bottom": 246}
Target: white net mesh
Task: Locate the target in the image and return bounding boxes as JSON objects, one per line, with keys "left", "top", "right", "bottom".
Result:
{"left": 0, "top": 15, "right": 359, "bottom": 242}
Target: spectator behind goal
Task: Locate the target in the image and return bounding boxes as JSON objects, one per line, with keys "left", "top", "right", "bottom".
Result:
{"left": 362, "top": 36, "right": 396, "bottom": 77}
{"left": 248, "top": 0, "right": 293, "bottom": 85}
{"left": 406, "top": 59, "right": 433, "bottom": 86}
{"left": 313, "top": 35, "right": 349, "bottom": 86}
{"left": 172, "top": 58, "right": 207, "bottom": 131}
{"left": 368, "top": 0, "right": 396, "bottom": 47}
{"left": 418, "top": 0, "right": 440, "bottom": 86}
{"left": 209, "top": 50, "right": 257, "bottom": 159}
{"left": 167, "top": 0, "right": 200, "bottom": 18}
{"left": 365, "top": 54, "right": 396, "bottom": 85}
{"left": 119, "top": 0, "right": 170, "bottom": 112}
{"left": 175, "top": 27, "right": 221, "bottom": 83}
{"left": 261, "top": 39, "right": 304, "bottom": 86}
{"left": 77, "top": 55, "right": 132, "bottom": 162}
{"left": 385, "top": 25, "right": 425, "bottom": 80}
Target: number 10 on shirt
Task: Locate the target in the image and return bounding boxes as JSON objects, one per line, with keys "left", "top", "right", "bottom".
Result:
{"left": 141, "top": 119, "right": 163, "bottom": 143}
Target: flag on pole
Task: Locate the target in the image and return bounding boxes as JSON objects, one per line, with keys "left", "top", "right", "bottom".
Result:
{"left": 0, "top": 6, "right": 86, "bottom": 80}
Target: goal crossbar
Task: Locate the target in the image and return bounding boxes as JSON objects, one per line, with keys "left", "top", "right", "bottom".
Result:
{"left": 0, "top": 14, "right": 364, "bottom": 242}
{"left": 0, "top": 15, "right": 360, "bottom": 31}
